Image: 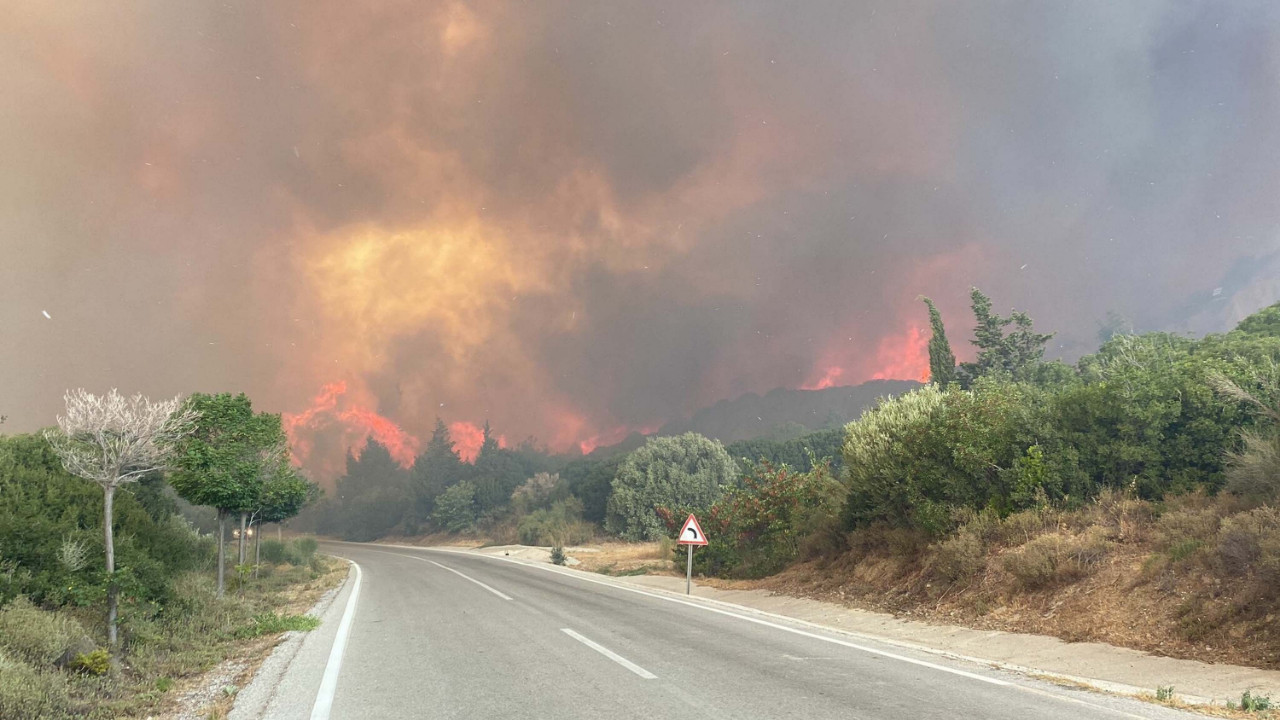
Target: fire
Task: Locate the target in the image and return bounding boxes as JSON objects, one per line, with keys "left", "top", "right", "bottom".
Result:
{"left": 448, "top": 420, "right": 507, "bottom": 462}
{"left": 800, "top": 365, "right": 845, "bottom": 391}
{"left": 283, "top": 381, "right": 421, "bottom": 471}
{"left": 800, "top": 324, "right": 932, "bottom": 390}
{"left": 869, "top": 325, "right": 931, "bottom": 383}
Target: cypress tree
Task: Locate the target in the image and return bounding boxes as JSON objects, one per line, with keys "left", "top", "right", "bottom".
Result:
{"left": 922, "top": 297, "right": 957, "bottom": 386}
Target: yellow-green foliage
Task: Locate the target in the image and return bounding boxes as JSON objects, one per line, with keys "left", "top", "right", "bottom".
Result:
{"left": 67, "top": 648, "right": 109, "bottom": 676}
{"left": 0, "top": 598, "right": 91, "bottom": 669}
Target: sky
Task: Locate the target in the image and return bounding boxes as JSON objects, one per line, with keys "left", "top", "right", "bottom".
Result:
{"left": 3, "top": 2, "right": 1280, "bottom": 478}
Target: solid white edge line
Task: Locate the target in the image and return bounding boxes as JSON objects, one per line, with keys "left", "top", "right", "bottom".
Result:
{"left": 309, "top": 561, "right": 362, "bottom": 720}
{"left": 561, "top": 628, "right": 658, "bottom": 679}
{"left": 427, "top": 559, "right": 514, "bottom": 600}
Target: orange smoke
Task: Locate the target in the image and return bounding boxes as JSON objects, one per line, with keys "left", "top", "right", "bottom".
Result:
{"left": 800, "top": 365, "right": 845, "bottom": 391}
{"left": 284, "top": 381, "right": 421, "bottom": 470}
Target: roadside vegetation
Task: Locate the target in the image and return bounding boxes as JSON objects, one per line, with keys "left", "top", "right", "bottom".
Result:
{"left": 0, "top": 389, "right": 327, "bottom": 718}
{"left": 306, "top": 292, "right": 1280, "bottom": 668}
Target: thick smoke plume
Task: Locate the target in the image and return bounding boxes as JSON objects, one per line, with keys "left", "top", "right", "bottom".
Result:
{"left": 3, "top": 3, "right": 1279, "bottom": 480}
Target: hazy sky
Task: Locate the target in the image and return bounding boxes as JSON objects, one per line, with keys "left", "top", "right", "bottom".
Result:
{"left": 4, "top": 2, "right": 1279, "bottom": 475}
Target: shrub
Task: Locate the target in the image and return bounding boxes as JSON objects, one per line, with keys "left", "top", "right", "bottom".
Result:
{"left": 680, "top": 460, "right": 844, "bottom": 579}
{"left": 1002, "top": 529, "right": 1110, "bottom": 589}
{"left": 1214, "top": 507, "right": 1280, "bottom": 588}
{"left": 234, "top": 612, "right": 320, "bottom": 639}
{"left": 0, "top": 653, "right": 73, "bottom": 720}
{"left": 550, "top": 547, "right": 566, "bottom": 566}
{"left": 518, "top": 499, "right": 593, "bottom": 546}
{"left": 67, "top": 648, "right": 109, "bottom": 676}
{"left": 260, "top": 540, "right": 289, "bottom": 565}
{"left": 292, "top": 537, "right": 319, "bottom": 563}
{"left": 0, "top": 598, "right": 92, "bottom": 669}
{"left": 605, "top": 433, "right": 737, "bottom": 541}
{"left": 928, "top": 531, "right": 986, "bottom": 583}
{"left": 433, "top": 482, "right": 478, "bottom": 533}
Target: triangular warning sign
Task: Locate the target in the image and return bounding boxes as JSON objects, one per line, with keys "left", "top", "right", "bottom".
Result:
{"left": 676, "top": 513, "right": 708, "bottom": 545}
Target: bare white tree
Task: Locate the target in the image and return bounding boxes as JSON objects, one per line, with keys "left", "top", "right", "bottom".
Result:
{"left": 44, "top": 389, "right": 198, "bottom": 649}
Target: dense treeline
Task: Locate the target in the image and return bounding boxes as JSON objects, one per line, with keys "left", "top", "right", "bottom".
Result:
{"left": 308, "top": 295, "right": 1280, "bottom": 605}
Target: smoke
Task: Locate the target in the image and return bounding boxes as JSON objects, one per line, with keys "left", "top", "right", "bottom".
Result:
{"left": 3, "top": 2, "right": 1279, "bottom": 481}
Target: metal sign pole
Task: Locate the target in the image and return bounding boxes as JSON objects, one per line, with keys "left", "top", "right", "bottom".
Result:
{"left": 686, "top": 543, "right": 693, "bottom": 595}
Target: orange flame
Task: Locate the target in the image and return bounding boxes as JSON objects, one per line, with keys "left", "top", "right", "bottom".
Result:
{"left": 283, "top": 381, "right": 421, "bottom": 470}
{"left": 869, "top": 325, "right": 931, "bottom": 383}
{"left": 800, "top": 324, "right": 931, "bottom": 390}
{"left": 447, "top": 420, "right": 507, "bottom": 462}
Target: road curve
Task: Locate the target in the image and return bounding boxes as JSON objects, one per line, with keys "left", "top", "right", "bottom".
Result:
{"left": 239, "top": 542, "right": 1205, "bottom": 720}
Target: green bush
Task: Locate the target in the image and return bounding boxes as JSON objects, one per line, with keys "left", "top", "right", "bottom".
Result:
{"left": 0, "top": 653, "right": 73, "bottom": 720}
{"left": 0, "top": 598, "right": 92, "bottom": 669}
{"left": 605, "top": 433, "right": 737, "bottom": 541}
{"left": 550, "top": 547, "right": 566, "bottom": 566}
{"left": 433, "top": 482, "right": 478, "bottom": 533}
{"left": 260, "top": 540, "right": 289, "bottom": 565}
{"left": 293, "top": 537, "right": 319, "bottom": 562}
{"left": 678, "top": 460, "right": 844, "bottom": 579}
{"left": 234, "top": 612, "right": 320, "bottom": 639}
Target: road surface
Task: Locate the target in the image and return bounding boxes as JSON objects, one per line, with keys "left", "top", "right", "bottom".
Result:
{"left": 237, "top": 542, "right": 1206, "bottom": 720}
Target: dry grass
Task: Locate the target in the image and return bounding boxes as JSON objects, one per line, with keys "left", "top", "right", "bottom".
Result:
{"left": 751, "top": 492, "right": 1280, "bottom": 670}
{"left": 570, "top": 541, "right": 677, "bottom": 575}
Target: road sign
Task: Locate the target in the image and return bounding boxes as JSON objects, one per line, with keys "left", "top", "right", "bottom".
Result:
{"left": 677, "top": 513, "right": 708, "bottom": 546}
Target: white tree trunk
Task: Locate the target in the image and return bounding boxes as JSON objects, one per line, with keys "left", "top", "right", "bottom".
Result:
{"left": 216, "top": 509, "right": 226, "bottom": 598}
{"left": 254, "top": 524, "right": 262, "bottom": 579}
{"left": 103, "top": 485, "right": 118, "bottom": 648}
{"left": 238, "top": 513, "right": 248, "bottom": 564}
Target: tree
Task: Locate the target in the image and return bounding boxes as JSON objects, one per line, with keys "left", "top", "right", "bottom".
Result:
{"left": 326, "top": 439, "right": 410, "bottom": 541}
{"left": 433, "top": 481, "right": 477, "bottom": 532}
{"left": 410, "top": 419, "right": 465, "bottom": 520}
{"left": 169, "top": 393, "right": 285, "bottom": 597}
{"left": 43, "top": 389, "right": 197, "bottom": 648}
{"left": 922, "top": 297, "right": 956, "bottom": 386}
{"left": 605, "top": 433, "right": 738, "bottom": 541}
{"left": 958, "top": 288, "right": 1053, "bottom": 384}
{"left": 250, "top": 464, "right": 319, "bottom": 572}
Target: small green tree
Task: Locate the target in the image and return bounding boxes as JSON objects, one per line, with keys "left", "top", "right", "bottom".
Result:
{"left": 433, "top": 481, "right": 477, "bottom": 532}
{"left": 958, "top": 288, "right": 1053, "bottom": 384}
{"left": 250, "top": 463, "right": 319, "bottom": 571}
{"left": 169, "top": 393, "right": 285, "bottom": 597}
{"left": 605, "top": 433, "right": 737, "bottom": 541}
{"left": 922, "top": 297, "right": 956, "bottom": 386}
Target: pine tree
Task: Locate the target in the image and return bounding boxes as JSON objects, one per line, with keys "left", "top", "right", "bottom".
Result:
{"left": 922, "top": 297, "right": 956, "bottom": 386}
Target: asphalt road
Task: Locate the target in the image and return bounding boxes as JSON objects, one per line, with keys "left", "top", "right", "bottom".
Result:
{"left": 237, "top": 542, "right": 1208, "bottom": 720}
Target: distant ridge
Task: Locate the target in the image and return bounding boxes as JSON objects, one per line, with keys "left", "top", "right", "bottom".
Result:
{"left": 586, "top": 379, "right": 920, "bottom": 458}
